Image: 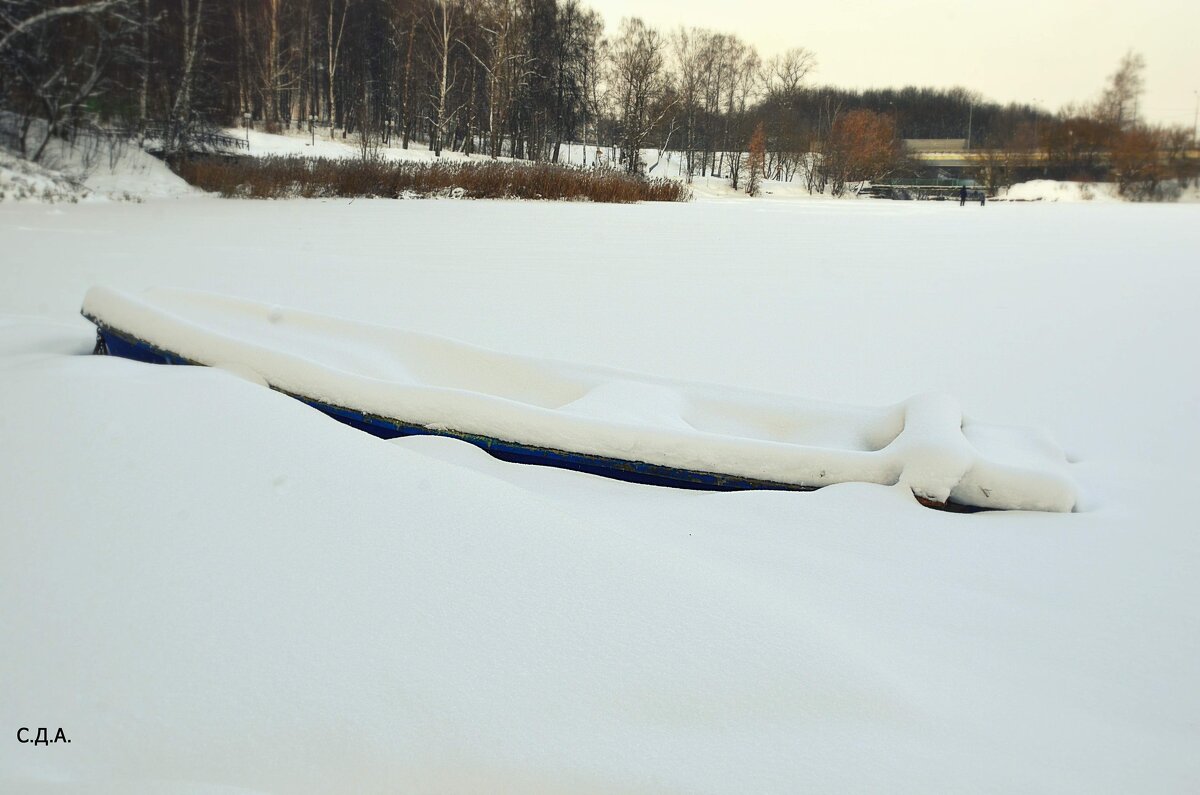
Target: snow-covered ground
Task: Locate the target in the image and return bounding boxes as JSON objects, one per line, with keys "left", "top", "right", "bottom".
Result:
{"left": 1001, "top": 179, "right": 1122, "bottom": 202}
{"left": 0, "top": 150, "right": 91, "bottom": 203}
{"left": 0, "top": 129, "right": 196, "bottom": 203}
{"left": 230, "top": 126, "right": 824, "bottom": 199}
{"left": 2, "top": 194, "right": 1200, "bottom": 792}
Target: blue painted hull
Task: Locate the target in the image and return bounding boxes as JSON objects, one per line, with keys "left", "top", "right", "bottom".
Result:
{"left": 88, "top": 321, "right": 822, "bottom": 494}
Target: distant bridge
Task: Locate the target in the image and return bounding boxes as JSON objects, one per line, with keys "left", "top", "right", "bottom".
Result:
{"left": 908, "top": 150, "right": 1037, "bottom": 168}
{"left": 902, "top": 139, "right": 1200, "bottom": 170}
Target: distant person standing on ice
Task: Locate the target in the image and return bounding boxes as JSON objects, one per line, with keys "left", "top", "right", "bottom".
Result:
{"left": 959, "top": 185, "right": 967, "bottom": 206}
{"left": 980, "top": 191, "right": 986, "bottom": 206}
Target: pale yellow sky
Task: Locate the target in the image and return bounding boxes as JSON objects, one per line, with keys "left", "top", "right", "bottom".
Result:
{"left": 588, "top": 0, "right": 1199, "bottom": 127}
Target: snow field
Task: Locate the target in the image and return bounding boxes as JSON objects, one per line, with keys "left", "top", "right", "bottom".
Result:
{"left": 2, "top": 195, "right": 1200, "bottom": 792}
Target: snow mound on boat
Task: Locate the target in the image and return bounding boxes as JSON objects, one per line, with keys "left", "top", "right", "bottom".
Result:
{"left": 81, "top": 286, "right": 1077, "bottom": 511}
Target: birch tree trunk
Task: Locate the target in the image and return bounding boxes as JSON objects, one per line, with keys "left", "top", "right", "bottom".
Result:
{"left": 326, "top": 0, "right": 349, "bottom": 131}
{"left": 170, "top": 0, "right": 206, "bottom": 149}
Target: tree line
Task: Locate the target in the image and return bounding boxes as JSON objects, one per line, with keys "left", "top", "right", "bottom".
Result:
{"left": 2, "top": 1, "right": 1195, "bottom": 198}
{"left": 0, "top": 1, "right": 1032, "bottom": 166}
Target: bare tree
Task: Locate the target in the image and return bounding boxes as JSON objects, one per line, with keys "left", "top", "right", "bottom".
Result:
{"left": 548, "top": 0, "right": 598, "bottom": 163}
{"left": 424, "top": 0, "right": 463, "bottom": 156}
{"left": 1096, "top": 50, "right": 1145, "bottom": 129}
{"left": 717, "top": 35, "right": 758, "bottom": 189}
{"left": 822, "top": 108, "right": 900, "bottom": 196}
{"left": 166, "top": 0, "right": 205, "bottom": 149}
{"left": 1, "top": 0, "right": 143, "bottom": 159}
{"left": 389, "top": 1, "right": 417, "bottom": 148}
{"left": 745, "top": 119, "right": 764, "bottom": 195}
{"left": 326, "top": 0, "right": 351, "bottom": 129}
{"left": 0, "top": 0, "right": 130, "bottom": 55}
{"left": 763, "top": 47, "right": 815, "bottom": 99}
{"left": 607, "top": 16, "right": 670, "bottom": 174}
{"left": 1110, "top": 126, "right": 1162, "bottom": 199}
{"left": 670, "top": 26, "right": 710, "bottom": 180}
{"left": 460, "top": 0, "right": 524, "bottom": 158}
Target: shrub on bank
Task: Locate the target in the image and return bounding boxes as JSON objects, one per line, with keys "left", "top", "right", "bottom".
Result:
{"left": 175, "top": 155, "right": 690, "bottom": 203}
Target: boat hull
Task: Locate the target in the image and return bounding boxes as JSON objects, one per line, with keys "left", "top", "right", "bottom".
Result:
{"left": 93, "top": 322, "right": 889, "bottom": 497}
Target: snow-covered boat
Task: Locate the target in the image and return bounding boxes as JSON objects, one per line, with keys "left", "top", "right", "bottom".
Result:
{"left": 82, "top": 286, "right": 1077, "bottom": 512}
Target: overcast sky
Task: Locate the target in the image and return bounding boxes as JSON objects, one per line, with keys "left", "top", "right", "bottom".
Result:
{"left": 587, "top": 0, "right": 1199, "bottom": 128}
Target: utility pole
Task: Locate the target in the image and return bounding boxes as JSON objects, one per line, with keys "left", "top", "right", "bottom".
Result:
{"left": 1193, "top": 90, "right": 1198, "bottom": 147}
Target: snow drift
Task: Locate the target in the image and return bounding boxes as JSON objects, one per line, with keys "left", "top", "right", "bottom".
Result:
{"left": 0, "top": 150, "right": 91, "bottom": 202}
{"left": 1, "top": 125, "right": 196, "bottom": 202}
{"left": 82, "top": 286, "right": 1077, "bottom": 511}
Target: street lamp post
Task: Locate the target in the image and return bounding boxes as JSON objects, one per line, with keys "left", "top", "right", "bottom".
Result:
{"left": 1031, "top": 98, "right": 1041, "bottom": 151}
{"left": 243, "top": 112, "right": 251, "bottom": 148}
{"left": 310, "top": 114, "right": 316, "bottom": 146}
